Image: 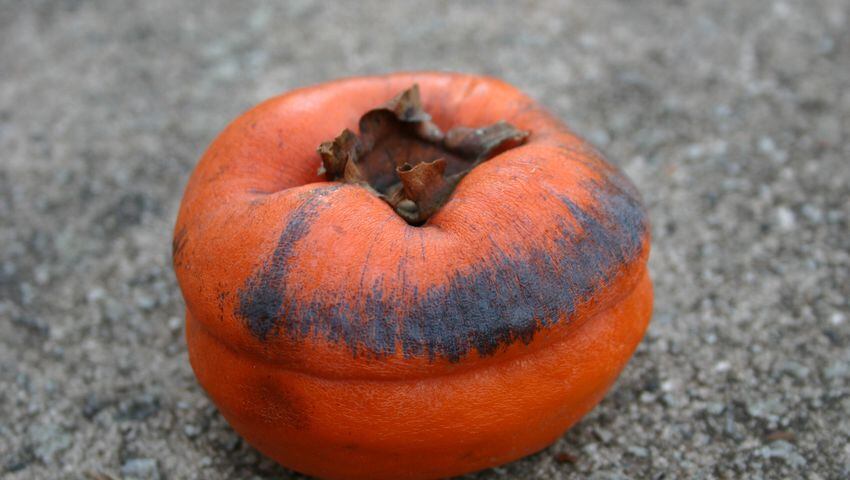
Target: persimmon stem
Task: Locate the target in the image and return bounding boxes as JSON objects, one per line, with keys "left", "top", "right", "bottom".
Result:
{"left": 317, "top": 85, "right": 529, "bottom": 225}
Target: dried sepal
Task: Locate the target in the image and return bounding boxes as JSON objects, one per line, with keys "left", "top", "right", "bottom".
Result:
{"left": 394, "top": 159, "right": 452, "bottom": 224}
{"left": 317, "top": 129, "right": 362, "bottom": 180}
{"left": 384, "top": 84, "right": 431, "bottom": 122}
{"left": 316, "top": 85, "right": 529, "bottom": 225}
{"left": 444, "top": 121, "right": 530, "bottom": 160}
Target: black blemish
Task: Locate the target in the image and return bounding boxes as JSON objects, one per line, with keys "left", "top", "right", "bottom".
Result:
{"left": 236, "top": 170, "right": 648, "bottom": 362}
{"left": 236, "top": 186, "right": 340, "bottom": 340}
{"left": 217, "top": 289, "right": 229, "bottom": 322}
{"left": 172, "top": 226, "right": 188, "bottom": 266}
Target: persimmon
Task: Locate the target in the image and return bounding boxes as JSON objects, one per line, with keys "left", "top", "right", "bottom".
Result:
{"left": 173, "top": 72, "right": 653, "bottom": 480}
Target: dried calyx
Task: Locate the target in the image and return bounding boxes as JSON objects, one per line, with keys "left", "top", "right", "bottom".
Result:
{"left": 317, "top": 85, "right": 529, "bottom": 225}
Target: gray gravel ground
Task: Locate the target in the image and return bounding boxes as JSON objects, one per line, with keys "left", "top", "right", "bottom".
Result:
{"left": 1, "top": 1, "right": 849, "bottom": 479}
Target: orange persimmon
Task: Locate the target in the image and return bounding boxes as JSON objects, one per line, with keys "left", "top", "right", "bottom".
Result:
{"left": 173, "top": 72, "right": 653, "bottom": 480}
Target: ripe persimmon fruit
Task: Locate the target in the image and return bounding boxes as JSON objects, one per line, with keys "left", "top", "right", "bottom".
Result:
{"left": 173, "top": 72, "right": 653, "bottom": 480}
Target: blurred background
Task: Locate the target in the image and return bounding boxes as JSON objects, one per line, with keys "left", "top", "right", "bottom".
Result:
{"left": 1, "top": 1, "right": 848, "bottom": 478}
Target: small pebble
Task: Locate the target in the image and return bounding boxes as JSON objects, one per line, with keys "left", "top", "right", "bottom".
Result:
{"left": 184, "top": 424, "right": 202, "bottom": 438}
{"left": 758, "top": 440, "right": 807, "bottom": 468}
{"left": 29, "top": 425, "right": 72, "bottom": 463}
{"left": 775, "top": 206, "right": 796, "bottom": 231}
{"left": 121, "top": 458, "right": 161, "bottom": 480}
{"left": 714, "top": 361, "right": 731, "bottom": 373}
{"left": 627, "top": 446, "right": 649, "bottom": 458}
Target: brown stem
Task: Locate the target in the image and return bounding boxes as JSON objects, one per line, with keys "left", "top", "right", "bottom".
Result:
{"left": 317, "top": 85, "right": 529, "bottom": 225}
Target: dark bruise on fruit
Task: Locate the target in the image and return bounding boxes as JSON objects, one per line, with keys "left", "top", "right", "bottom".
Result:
{"left": 242, "top": 375, "right": 310, "bottom": 429}
{"left": 235, "top": 186, "right": 341, "bottom": 340}
{"left": 235, "top": 168, "right": 649, "bottom": 362}
{"left": 317, "top": 85, "right": 529, "bottom": 225}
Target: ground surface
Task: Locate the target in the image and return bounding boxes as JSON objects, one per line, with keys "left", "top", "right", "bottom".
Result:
{"left": 1, "top": 1, "right": 849, "bottom": 479}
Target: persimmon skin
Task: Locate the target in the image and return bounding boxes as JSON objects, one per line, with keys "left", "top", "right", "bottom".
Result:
{"left": 174, "top": 72, "right": 653, "bottom": 480}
